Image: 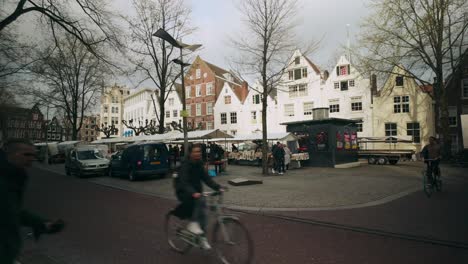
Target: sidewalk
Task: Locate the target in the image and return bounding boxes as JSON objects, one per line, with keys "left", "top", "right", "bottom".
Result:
{"left": 32, "top": 161, "right": 450, "bottom": 211}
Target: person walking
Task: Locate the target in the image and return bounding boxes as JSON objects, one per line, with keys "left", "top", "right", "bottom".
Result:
{"left": 273, "top": 142, "right": 285, "bottom": 175}
{"left": 283, "top": 144, "right": 291, "bottom": 171}
{"left": 0, "top": 139, "right": 64, "bottom": 264}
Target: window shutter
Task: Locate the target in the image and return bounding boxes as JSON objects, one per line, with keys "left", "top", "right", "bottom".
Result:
{"left": 336, "top": 66, "right": 340, "bottom": 76}
{"left": 347, "top": 65, "right": 351, "bottom": 74}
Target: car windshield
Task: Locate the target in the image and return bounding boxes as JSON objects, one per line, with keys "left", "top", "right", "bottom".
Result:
{"left": 77, "top": 150, "right": 103, "bottom": 160}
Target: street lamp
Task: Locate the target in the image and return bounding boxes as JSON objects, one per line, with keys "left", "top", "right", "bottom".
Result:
{"left": 153, "top": 28, "right": 202, "bottom": 160}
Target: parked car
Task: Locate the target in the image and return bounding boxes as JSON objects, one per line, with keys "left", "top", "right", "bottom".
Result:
{"left": 65, "top": 146, "right": 109, "bottom": 177}
{"left": 108, "top": 142, "right": 169, "bottom": 181}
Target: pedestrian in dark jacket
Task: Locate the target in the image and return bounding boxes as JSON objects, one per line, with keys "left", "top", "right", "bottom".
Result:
{"left": 173, "top": 143, "right": 224, "bottom": 249}
{"left": 273, "top": 143, "right": 285, "bottom": 174}
{"left": 0, "top": 139, "right": 64, "bottom": 264}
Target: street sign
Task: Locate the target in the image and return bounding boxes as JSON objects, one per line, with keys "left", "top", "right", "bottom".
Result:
{"left": 181, "top": 110, "right": 189, "bottom": 117}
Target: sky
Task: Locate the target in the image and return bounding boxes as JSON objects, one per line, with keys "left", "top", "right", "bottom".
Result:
{"left": 185, "top": 0, "right": 371, "bottom": 71}
{"left": 113, "top": 0, "right": 372, "bottom": 75}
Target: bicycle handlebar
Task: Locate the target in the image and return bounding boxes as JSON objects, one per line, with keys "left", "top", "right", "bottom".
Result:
{"left": 202, "top": 189, "right": 227, "bottom": 197}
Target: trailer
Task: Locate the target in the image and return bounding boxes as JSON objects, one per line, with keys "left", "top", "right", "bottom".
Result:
{"left": 358, "top": 137, "right": 415, "bottom": 165}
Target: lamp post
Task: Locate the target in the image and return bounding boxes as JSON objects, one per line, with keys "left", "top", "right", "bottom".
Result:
{"left": 153, "top": 28, "right": 201, "bottom": 160}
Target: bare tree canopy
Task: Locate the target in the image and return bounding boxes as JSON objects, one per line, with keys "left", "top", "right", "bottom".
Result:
{"left": 21, "top": 26, "right": 110, "bottom": 140}
{"left": 122, "top": 0, "right": 194, "bottom": 134}
{"left": 0, "top": 0, "right": 120, "bottom": 50}
{"left": 358, "top": 0, "right": 468, "bottom": 157}
{"left": 233, "top": 0, "right": 318, "bottom": 175}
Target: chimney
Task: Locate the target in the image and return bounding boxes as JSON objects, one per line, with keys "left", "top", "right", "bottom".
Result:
{"left": 370, "top": 74, "right": 377, "bottom": 95}
{"left": 322, "top": 70, "right": 329, "bottom": 81}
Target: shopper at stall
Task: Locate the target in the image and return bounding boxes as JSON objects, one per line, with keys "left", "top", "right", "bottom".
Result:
{"left": 284, "top": 144, "right": 291, "bottom": 171}
{"left": 273, "top": 143, "right": 285, "bottom": 175}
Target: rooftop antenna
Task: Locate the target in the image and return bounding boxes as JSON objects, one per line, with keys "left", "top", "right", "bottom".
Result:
{"left": 346, "top": 24, "right": 351, "bottom": 63}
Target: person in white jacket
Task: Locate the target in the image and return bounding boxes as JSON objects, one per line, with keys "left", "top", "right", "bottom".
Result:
{"left": 283, "top": 144, "right": 291, "bottom": 171}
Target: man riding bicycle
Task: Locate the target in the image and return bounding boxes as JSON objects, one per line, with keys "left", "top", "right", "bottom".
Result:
{"left": 421, "top": 136, "right": 441, "bottom": 181}
{"left": 173, "top": 143, "right": 224, "bottom": 250}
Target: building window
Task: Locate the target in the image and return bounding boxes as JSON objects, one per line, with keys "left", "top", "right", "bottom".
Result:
{"left": 288, "top": 84, "right": 308, "bottom": 98}
{"left": 448, "top": 106, "right": 457, "bottom": 126}
{"left": 186, "top": 86, "right": 191, "bottom": 98}
{"left": 351, "top": 97, "right": 362, "bottom": 111}
{"left": 196, "top": 69, "right": 201, "bottom": 79}
{"left": 196, "top": 85, "right": 201, "bottom": 97}
{"left": 230, "top": 112, "right": 237, "bottom": 124}
{"left": 173, "top": 110, "right": 178, "bottom": 117}
{"left": 207, "top": 102, "right": 213, "bottom": 115}
{"left": 224, "top": 96, "right": 231, "bottom": 104}
{"left": 349, "top": 80, "right": 355, "bottom": 87}
{"left": 395, "top": 76, "right": 404, "bottom": 86}
{"left": 206, "top": 82, "right": 214, "bottom": 95}
{"left": 407, "top": 122, "right": 420, "bottom": 143}
{"left": 295, "top": 56, "right": 300, "bottom": 64}
{"left": 303, "top": 102, "right": 314, "bottom": 116}
{"left": 462, "top": 105, "right": 468, "bottom": 114}
{"left": 231, "top": 130, "right": 237, "bottom": 136}
{"left": 302, "top": 68, "right": 307, "bottom": 78}
{"left": 334, "top": 82, "right": 340, "bottom": 89}
{"left": 104, "top": 105, "right": 108, "bottom": 113}
{"left": 252, "top": 94, "right": 260, "bottom": 104}
{"left": 336, "top": 65, "right": 350, "bottom": 76}
{"left": 450, "top": 134, "right": 459, "bottom": 154}
{"left": 461, "top": 79, "right": 468, "bottom": 98}
{"left": 168, "top": 98, "right": 174, "bottom": 106}
{"left": 196, "top": 104, "right": 202, "bottom": 116}
{"left": 340, "top": 81, "right": 348, "bottom": 91}
{"left": 207, "top": 122, "right": 214, "bottom": 130}
{"left": 251, "top": 111, "right": 257, "bottom": 124}
{"left": 329, "top": 99, "right": 340, "bottom": 113}
{"left": 221, "top": 113, "right": 227, "bottom": 124}
{"left": 165, "top": 111, "right": 170, "bottom": 118}
{"left": 356, "top": 122, "right": 363, "bottom": 132}
{"left": 284, "top": 104, "right": 294, "bottom": 117}
{"left": 294, "top": 68, "right": 302, "bottom": 80}
{"left": 115, "top": 106, "right": 119, "bottom": 113}
{"left": 394, "top": 96, "right": 410, "bottom": 113}
{"left": 385, "top": 123, "right": 397, "bottom": 139}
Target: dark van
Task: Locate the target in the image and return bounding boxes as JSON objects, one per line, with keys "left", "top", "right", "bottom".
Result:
{"left": 109, "top": 142, "right": 169, "bottom": 181}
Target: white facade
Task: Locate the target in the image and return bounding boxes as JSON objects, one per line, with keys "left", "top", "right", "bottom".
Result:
{"left": 324, "top": 56, "right": 372, "bottom": 137}
{"left": 99, "top": 85, "right": 129, "bottom": 138}
{"left": 277, "top": 50, "right": 323, "bottom": 124}
{"left": 123, "top": 88, "right": 157, "bottom": 136}
{"left": 160, "top": 86, "right": 183, "bottom": 130}
{"left": 214, "top": 82, "right": 244, "bottom": 136}
{"left": 240, "top": 82, "right": 285, "bottom": 134}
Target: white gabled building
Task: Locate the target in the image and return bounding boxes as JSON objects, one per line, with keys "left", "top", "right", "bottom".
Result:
{"left": 240, "top": 82, "right": 284, "bottom": 135}
{"left": 277, "top": 50, "right": 323, "bottom": 124}
{"left": 159, "top": 84, "right": 183, "bottom": 130}
{"left": 214, "top": 82, "right": 247, "bottom": 136}
{"left": 99, "top": 85, "right": 130, "bottom": 138}
{"left": 324, "top": 55, "right": 372, "bottom": 137}
{"left": 123, "top": 88, "right": 157, "bottom": 136}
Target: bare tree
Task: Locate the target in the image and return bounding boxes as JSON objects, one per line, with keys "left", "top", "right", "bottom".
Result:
{"left": 93, "top": 123, "right": 118, "bottom": 138}
{"left": 0, "top": 0, "right": 121, "bottom": 53}
{"left": 232, "top": 0, "right": 317, "bottom": 175}
{"left": 123, "top": 0, "right": 194, "bottom": 134}
{"left": 358, "top": 0, "right": 468, "bottom": 157}
{"left": 22, "top": 26, "right": 109, "bottom": 140}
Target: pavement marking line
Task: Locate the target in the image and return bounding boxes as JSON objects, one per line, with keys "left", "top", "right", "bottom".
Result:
{"left": 234, "top": 210, "right": 468, "bottom": 250}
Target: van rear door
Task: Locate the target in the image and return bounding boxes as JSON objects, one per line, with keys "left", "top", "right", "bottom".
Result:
{"left": 142, "top": 144, "right": 169, "bottom": 170}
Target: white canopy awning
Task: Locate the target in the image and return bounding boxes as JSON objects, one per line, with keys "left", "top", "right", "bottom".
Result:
{"left": 225, "top": 132, "right": 297, "bottom": 142}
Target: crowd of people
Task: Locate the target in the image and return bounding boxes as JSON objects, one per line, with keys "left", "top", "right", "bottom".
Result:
{"left": 268, "top": 141, "right": 292, "bottom": 175}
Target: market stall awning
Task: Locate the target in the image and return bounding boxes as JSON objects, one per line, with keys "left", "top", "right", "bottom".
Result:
{"left": 166, "top": 129, "right": 234, "bottom": 141}
{"left": 225, "top": 132, "right": 297, "bottom": 142}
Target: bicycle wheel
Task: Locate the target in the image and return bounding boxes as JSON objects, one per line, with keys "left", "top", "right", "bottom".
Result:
{"left": 165, "top": 211, "right": 192, "bottom": 254}
{"left": 212, "top": 218, "right": 254, "bottom": 264}
{"left": 422, "top": 169, "right": 433, "bottom": 197}
{"left": 435, "top": 170, "right": 442, "bottom": 192}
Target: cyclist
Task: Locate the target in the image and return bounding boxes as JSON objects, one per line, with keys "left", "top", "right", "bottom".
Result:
{"left": 173, "top": 143, "right": 224, "bottom": 250}
{"left": 421, "top": 136, "right": 442, "bottom": 182}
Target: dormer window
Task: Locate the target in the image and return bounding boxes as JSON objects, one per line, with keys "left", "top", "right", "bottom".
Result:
{"left": 336, "top": 65, "right": 350, "bottom": 76}
{"left": 224, "top": 96, "right": 231, "bottom": 104}
{"left": 196, "top": 69, "right": 201, "bottom": 79}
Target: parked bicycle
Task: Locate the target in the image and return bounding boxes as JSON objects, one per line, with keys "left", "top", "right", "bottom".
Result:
{"left": 165, "top": 191, "right": 253, "bottom": 264}
{"left": 422, "top": 159, "right": 442, "bottom": 197}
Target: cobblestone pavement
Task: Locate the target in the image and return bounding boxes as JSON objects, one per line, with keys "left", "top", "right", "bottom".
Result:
{"left": 32, "top": 160, "right": 466, "bottom": 210}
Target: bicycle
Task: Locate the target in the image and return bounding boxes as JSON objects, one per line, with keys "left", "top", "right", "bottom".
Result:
{"left": 422, "top": 159, "right": 442, "bottom": 197}
{"left": 165, "top": 191, "right": 254, "bottom": 264}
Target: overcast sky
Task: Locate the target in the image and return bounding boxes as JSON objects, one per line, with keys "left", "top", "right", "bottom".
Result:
{"left": 186, "top": 0, "right": 371, "bottom": 71}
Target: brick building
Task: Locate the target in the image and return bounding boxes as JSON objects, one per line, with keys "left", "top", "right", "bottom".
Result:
{"left": 46, "top": 116, "right": 64, "bottom": 142}
{"left": 184, "top": 56, "right": 248, "bottom": 130}
{"left": 0, "top": 104, "right": 45, "bottom": 142}
{"left": 78, "top": 115, "right": 100, "bottom": 142}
